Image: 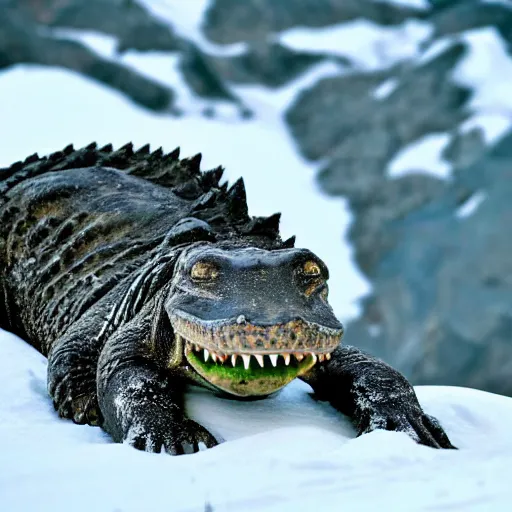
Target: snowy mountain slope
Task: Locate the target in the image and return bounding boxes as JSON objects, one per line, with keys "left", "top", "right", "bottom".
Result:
{"left": 0, "top": 59, "right": 368, "bottom": 321}
{"left": 1, "top": 327, "right": 512, "bottom": 512}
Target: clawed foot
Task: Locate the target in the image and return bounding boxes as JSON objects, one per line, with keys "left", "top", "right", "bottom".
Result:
{"left": 49, "top": 373, "right": 102, "bottom": 426}
{"left": 125, "top": 417, "right": 218, "bottom": 455}
{"left": 357, "top": 407, "right": 456, "bottom": 449}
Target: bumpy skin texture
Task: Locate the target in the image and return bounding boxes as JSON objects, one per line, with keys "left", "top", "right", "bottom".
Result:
{"left": 0, "top": 143, "right": 455, "bottom": 453}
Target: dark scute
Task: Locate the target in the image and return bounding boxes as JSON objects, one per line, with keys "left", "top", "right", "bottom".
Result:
{"left": 201, "top": 166, "right": 224, "bottom": 190}
{"left": 185, "top": 153, "right": 202, "bottom": 174}
{"left": 164, "top": 217, "right": 216, "bottom": 247}
{"left": 119, "top": 142, "right": 134, "bottom": 156}
{"left": 281, "top": 236, "right": 296, "bottom": 248}
{"left": 226, "top": 177, "right": 249, "bottom": 221}
{"left": 243, "top": 212, "right": 281, "bottom": 236}
{"left": 100, "top": 144, "right": 114, "bottom": 153}
{"left": 24, "top": 153, "right": 39, "bottom": 164}
{"left": 168, "top": 147, "right": 180, "bottom": 160}
{"left": 152, "top": 147, "right": 163, "bottom": 158}
{"left": 137, "top": 143, "right": 151, "bottom": 155}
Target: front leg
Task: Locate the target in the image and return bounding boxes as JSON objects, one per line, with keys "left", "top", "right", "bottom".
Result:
{"left": 97, "top": 314, "right": 217, "bottom": 454}
{"left": 48, "top": 324, "right": 103, "bottom": 426}
{"left": 301, "top": 345, "right": 455, "bottom": 449}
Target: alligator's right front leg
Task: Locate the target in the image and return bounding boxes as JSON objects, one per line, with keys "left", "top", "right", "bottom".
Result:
{"left": 97, "top": 314, "right": 218, "bottom": 454}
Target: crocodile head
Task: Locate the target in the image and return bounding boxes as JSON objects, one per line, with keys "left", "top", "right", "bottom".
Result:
{"left": 166, "top": 244, "right": 343, "bottom": 397}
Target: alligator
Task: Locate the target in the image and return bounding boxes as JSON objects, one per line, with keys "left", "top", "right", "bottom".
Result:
{"left": 0, "top": 143, "right": 455, "bottom": 454}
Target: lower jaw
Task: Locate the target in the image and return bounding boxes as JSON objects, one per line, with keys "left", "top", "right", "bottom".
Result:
{"left": 185, "top": 350, "right": 317, "bottom": 397}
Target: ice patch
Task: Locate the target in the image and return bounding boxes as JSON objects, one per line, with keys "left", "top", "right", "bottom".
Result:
{"left": 387, "top": 133, "right": 452, "bottom": 179}
{"left": 374, "top": 0, "right": 431, "bottom": 9}
{"left": 373, "top": 78, "right": 398, "bottom": 100}
{"left": 416, "top": 37, "right": 454, "bottom": 65}
{"left": 455, "top": 191, "right": 487, "bottom": 219}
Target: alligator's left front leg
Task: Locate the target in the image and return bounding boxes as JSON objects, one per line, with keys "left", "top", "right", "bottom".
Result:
{"left": 301, "top": 345, "right": 456, "bottom": 449}
{"left": 97, "top": 311, "right": 218, "bottom": 454}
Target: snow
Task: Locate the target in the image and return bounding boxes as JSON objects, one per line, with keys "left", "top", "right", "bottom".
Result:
{"left": 455, "top": 191, "right": 488, "bottom": 219}
{"left": 1, "top": 327, "right": 512, "bottom": 512}
{"left": 454, "top": 28, "right": 512, "bottom": 113}
{"left": 279, "top": 19, "right": 433, "bottom": 71}
{"left": 416, "top": 37, "right": 454, "bottom": 65}
{"left": 374, "top": 0, "right": 431, "bottom": 8}
{"left": 459, "top": 113, "right": 512, "bottom": 145}
{"left": 453, "top": 27, "right": 512, "bottom": 143}
{"left": 414, "top": 27, "right": 512, "bottom": 147}
{"left": 387, "top": 133, "right": 452, "bottom": 179}
{"left": 142, "top": 0, "right": 248, "bottom": 56}
{"left": 373, "top": 77, "right": 399, "bottom": 100}
{"left": 51, "top": 29, "right": 119, "bottom": 59}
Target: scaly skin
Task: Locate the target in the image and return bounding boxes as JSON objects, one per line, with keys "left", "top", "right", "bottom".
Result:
{"left": 0, "top": 143, "right": 455, "bottom": 453}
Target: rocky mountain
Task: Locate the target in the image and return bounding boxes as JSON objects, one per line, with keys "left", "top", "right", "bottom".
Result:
{"left": 1, "top": 0, "right": 511, "bottom": 395}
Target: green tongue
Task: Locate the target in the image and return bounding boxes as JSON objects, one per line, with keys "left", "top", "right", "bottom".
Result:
{"left": 186, "top": 351, "right": 316, "bottom": 396}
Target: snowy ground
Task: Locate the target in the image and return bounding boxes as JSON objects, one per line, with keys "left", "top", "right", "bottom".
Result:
{"left": 1, "top": 328, "right": 512, "bottom": 512}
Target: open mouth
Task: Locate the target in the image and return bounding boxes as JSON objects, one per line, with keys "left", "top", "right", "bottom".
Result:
{"left": 186, "top": 340, "right": 331, "bottom": 368}
{"left": 172, "top": 313, "right": 342, "bottom": 396}
{"left": 183, "top": 338, "right": 332, "bottom": 396}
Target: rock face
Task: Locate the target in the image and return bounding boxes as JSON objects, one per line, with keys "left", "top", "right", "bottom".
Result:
{"left": 0, "top": 0, "right": 177, "bottom": 112}
{"left": 203, "top": 0, "right": 426, "bottom": 44}
{"left": 204, "top": 0, "right": 512, "bottom": 395}
{"left": 1, "top": 0, "right": 512, "bottom": 394}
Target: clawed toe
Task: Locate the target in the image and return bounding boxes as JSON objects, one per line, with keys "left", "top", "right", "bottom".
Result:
{"left": 54, "top": 393, "right": 101, "bottom": 426}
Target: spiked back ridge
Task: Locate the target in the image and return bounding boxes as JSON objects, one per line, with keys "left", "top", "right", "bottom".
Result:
{"left": 0, "top": 142, "right": 295, "bottom": 248}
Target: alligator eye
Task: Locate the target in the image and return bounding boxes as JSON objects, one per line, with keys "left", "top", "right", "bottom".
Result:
{"left": 303, "top": 260, "right": 321, "bottom": 276}
{"left": 190, "top": 261, "right": 219, "bottom": 281}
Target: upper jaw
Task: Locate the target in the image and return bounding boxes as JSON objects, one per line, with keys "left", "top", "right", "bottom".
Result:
{"left": 171, "top": 311, "right": 343, "bottom": 370}
{"left": 181, "top": 333, "right": 332, "bottom": 369}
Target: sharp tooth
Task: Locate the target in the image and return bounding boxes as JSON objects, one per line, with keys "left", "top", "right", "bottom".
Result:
{"left": 242, "top": 354, "right": 251, "bottom": 370}
{"left": 218, "top": 354, "right": 227, "bottom": 363}
{"left": 211, "top": 352, "right": 218, "bottom": 363}
{"left": 295, "top": 353, "right": 304, "bottom": 362}
{"left": 194, "top": 344, "right": 200, "bottom": 352}
{"left": 231, "top": 354, "right": 238, "bottom": 367}
{"left": 283, "top": 353, "right": 291, "bottom": 366}
{"left": 203, "top": 349, "right": 210, "bottom": 362}
{"left": 310, "top": 353, "right": 318, "bottom": 364}
{"left": 255, "top": 354, "right": 264, "bottom": 368}
{"left": 318, "top": 354, "right": 325, "bottom": 362}
{"left": 269, "top": 354, "right": 278, "bottom": 367}
{"left": 326, "top": 353, "right": 331, "bottom": 360}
